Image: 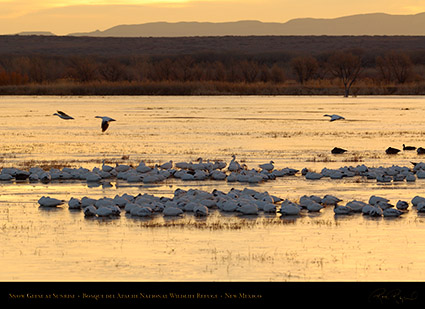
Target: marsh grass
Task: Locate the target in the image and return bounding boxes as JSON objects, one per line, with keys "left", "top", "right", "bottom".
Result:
{"left": 342, "top": 154, "right": 365, "bottom": 162}
{"left": 130, "top": 213, "right": 340, "bottom": 230}
{"left": 306, "top": 154, "right": 336, "bottom": 163}
{"left": 3, "top": 80, "right": 425, "bottom": 96}
{"left": 9, "top": 157, "right": 140, "bottom": 171}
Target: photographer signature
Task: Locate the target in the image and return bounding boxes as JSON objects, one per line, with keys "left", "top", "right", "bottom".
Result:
{"left": 369, "top": 288, "right": 418, "bottom": 304}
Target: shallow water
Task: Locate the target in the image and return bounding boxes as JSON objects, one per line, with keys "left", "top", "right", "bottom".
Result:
{"left": 2, "top": 95, "right": 425, "bottom": 281}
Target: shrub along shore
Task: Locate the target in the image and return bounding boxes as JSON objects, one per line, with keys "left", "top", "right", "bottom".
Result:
{"left": 1, "top": 80, "right": 425, "bottom": 96}
{"left": 2, "top": 35, "right": 425, "bottom": 96}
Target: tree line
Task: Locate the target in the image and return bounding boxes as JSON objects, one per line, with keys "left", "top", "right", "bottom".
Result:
{"left": 0, "top": 49, "right": 423, "bottom": 96}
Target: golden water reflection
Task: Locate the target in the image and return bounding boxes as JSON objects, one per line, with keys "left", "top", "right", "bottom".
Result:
{"left": 1, "top": 95, "right": 425, "bottom": 281}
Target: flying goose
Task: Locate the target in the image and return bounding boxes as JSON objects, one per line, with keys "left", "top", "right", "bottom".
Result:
{"left": 324, "top": 114, "right": 345, "bottom": 122}
{"left": 95, "top": 116, "right": 116, "bottom": 132}
{"left": 53, "top": 111, "right": 74, "bottom": 120}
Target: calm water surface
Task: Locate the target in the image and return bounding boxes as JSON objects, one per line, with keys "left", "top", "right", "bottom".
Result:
{"left": 1, "top": 95, "right": 425, "bottom": 281}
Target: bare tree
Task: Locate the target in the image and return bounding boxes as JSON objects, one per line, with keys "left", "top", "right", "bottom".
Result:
{"left": 68, "top": 57, "right": 98, "bottom": 82}
{"left": 98, "top": 59, "right": 125, "bottom": 82}
{"left": 290, "top": 56, "right": 318, "bottom": 84}
{"left": 327, "top": 52, "right": 363, "bottom": 97}
{"left": 270, "top": 64, "right": 285, "bottom": 84}
{"left": 376, "top": 51, "right": 413, "bottom": 84}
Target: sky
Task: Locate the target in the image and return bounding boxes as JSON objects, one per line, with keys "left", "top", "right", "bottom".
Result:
{"left": 1, "top": 0, "right": 425, "bottom": 35}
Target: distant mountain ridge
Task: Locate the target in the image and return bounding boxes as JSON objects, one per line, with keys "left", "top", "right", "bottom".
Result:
{"left": 17, "top": 31, "right": 56, "bottom": 36}
{"left": 67, "top": 12, "right": 425, "bottom": 37}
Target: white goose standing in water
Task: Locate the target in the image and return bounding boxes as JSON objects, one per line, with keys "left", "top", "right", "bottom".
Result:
{"left": 95, "top": 116, "right": 116, "bottom": 132}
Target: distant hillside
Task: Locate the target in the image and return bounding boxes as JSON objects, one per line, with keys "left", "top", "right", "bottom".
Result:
{"left": 16, "top": 31, "right": 56, "bottom": 36}
{"left": 68, "top": 13, "right": 425, "bottom": 37}
{"left": 2, "top": 35, "right": 425, "bottom": 57}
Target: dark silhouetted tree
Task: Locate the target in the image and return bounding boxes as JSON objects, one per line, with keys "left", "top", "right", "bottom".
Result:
{"left": 98, "top": 59, "right": 125, "bottom": 82}
{"left": 376, "top": 51, "right": 413, "bottom": 84}
{"left": 290, "top": 56, "right": 318, "bottom": 84}
{"left": 327, "top": 52, "right": 363, "bottom": 97}
{"left": 270, "top": 64, "right": 285, "bottom": 83}
{"left": 68, "top": 57, "right": 98, "bottom": 82}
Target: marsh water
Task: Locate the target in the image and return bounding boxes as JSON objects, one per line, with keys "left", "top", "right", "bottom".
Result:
{"left": 1, "top": 95, "right": 425, "bottom": 281}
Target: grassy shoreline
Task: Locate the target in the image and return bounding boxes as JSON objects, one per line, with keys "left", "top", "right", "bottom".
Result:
{"left": 1, "top": 80, "right": 425, "bottom": 96}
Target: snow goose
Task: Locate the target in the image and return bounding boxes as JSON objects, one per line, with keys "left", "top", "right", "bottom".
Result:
{"left": 211, "top": 170, "right": 227, "bottom": 180}
{"left": 38, "top": 196, "right": 65, "bottom": 207}
{"left": 262, "top": 203, "right": 277, "bottom": 213}
{"left": 0, "top": 174, "right": 13, "bottom": 181}
{"left": 376, "top": 200, "right": 394, "bottom": 210}
{"left": 321, "top": 195, "right": 342, "bottom": 206}
{"left": 85, "top": 172, "right": 102, "bottom": 183}
{"left": 376, "top": 174, "right": 392, "bottom": 183}
{"left": 136, "top": 162, "right": 152, "bottom": 173}
{"left": 228, "top": 155, "right": 241, "bottom": 171}
{"left": 212, "top": 160, "right": 227, "bottom": 170}
{"left": 95, "top": 116, "right": 116, "bottom": 132}
{"left": 194, "top": 205, "right": 209, "bottom": 217}
{"left": 131, "top": 206, "right": 154, "bottom": 217}
{"left": 306, "top": 201, "right": 324, "bottom": 212}
{"left": 236, "top": 203, "right": 258, "bottom": 215}
{"left": 53, "top": 111, "right": 74, "bottom": 120}
{"left": 324, "top": 114, "right": 345, "bottom": 122}
{"left": 101, "top": 160, "right": 114, "bottom": 172}
{"left": 334, "top": 205, "right": 352, "bottom": 215}
{"left": 417, "top": 203, "right": 425, "bottom": 212}
{"left": 406, "top": 173, "right": 416, "bottom": 182}
{"left": 81, "top": 196, "right": 97, "bottom": 207}
{"left": 68, "top": 197, "right": 82, "bottom": 209}
{"left": 226, "top": 172, "right": 238, "bottom": 182}
{"left": 369, "top": 206, "right": 383, "bottom": 217}
{"left": 305, "top": 171, "right": 323, "bottom": 180}
{"left": 259, "top": 161, "right": 274, "bottom": 171}
{"left": 96, "top": 205, "right": 121, "bottom": 217}
{"left": 412, "top": 196, "right": 425, "bottom": 206}
{"left": 396, "top": 200, "right": 409, "bottom": 210}
{"left": 124, "top": 202, "right": 140, "bottom": 213}
{"left": 175, "top": 161, "right": 190, "bottom": 169}
{"left": 160, "top": 160, "right": 173, "bottom": 170}
{"left": 383, "top": 208, "right": 403, "bottom": 217}
{"left": 219, "top": 200, "right": 239, "bottom": 212}
{"left": 279, "top": 200, "right": 301, "bottom": 216}
{"left": 163, "top": 206, "right": 184, "bottom": 216}
{"left": 84, "top": 205, "right": 97, "bottom": 217}
{"left": 299, "top": 195, "right": 318, "bottom": 209}
{"left": 345, "top": 200, "right": 367, "bottom": 213}
{"left": 369, "top": 195, "right": 389, "bottom": 205}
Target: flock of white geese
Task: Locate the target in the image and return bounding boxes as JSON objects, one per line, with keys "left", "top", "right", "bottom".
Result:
{"left": 1, "top": 154, "right": 425, "bottom": 185}
{"left": 37, "top": 185, "right": 425, "bottom": 219}
{"left": 24, "top": 154, "right": 425, "bottom": 220}
{"left": 3, "top": 110, "right": 425, "bottom": 220}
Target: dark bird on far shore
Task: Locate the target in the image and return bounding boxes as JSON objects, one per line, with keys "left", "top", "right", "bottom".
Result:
{"left": 417, "top": 147, "right": 425, "bottom": 155}
{"left": 95, "top": 116, "right": 116, "bottom": 132}
{"left": 403, "top": 144, "right": 416, "bottom": 151}
{"left": 386, "top": 147, "right": 400, "bottom": 155}
{"left": 53, "top": 111, "right": 74, "bottom": 120}
{"left": 331, "top": 147, "right": 347, "bottom": 154}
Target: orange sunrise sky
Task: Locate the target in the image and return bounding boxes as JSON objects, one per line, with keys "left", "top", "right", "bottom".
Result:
{"left": 1, "top": 0, "right": 425, "bottom": 35}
